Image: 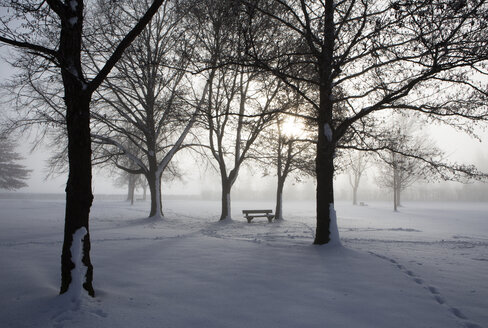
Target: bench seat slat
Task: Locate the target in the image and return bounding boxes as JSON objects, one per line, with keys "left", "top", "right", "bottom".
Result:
{"left": 242, "top": 210, "right": 272, "bottom": 214}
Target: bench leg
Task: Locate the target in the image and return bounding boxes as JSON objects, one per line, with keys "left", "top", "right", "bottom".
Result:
{"left": 267, "top": 216, "right": 273, "bottom": 223}
{"left": 247, "top": 217, "right": 252, "bottom": 223}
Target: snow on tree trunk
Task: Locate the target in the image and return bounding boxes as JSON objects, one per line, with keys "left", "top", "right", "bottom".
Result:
{"left": 327, "top": 204, "right": 341, "bottom": 246}
{"left": 63, "top": 227, "right": 88, "bottom": 303}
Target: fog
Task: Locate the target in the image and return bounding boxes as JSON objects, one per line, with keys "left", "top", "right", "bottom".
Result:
{"left": 7, "top": 132, "right": 488, "bottom": 203}
{"left": 1, "top": 47, "right": 488, "bottom": 203}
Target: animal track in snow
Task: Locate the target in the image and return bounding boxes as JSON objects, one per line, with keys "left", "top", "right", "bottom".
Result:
{"left": 369, "top": 251, "right": 482, "bottom": 328}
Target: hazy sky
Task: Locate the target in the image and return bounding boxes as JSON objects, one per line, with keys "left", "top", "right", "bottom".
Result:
{"left": 1, "top": 46, "right": 487, "bottom": 196}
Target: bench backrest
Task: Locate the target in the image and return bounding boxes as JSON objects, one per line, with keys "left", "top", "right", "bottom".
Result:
{"left": 242, "top": 209, "right": 272, "bottom": 214}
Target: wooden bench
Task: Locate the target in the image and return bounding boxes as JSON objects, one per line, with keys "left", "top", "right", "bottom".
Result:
{"left": 242, "top": 210, "right": 274, "bottom": 223}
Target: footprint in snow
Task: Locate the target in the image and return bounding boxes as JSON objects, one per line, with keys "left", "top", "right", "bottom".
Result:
{"left": 369, "top": 251, "right": 481, "bottom": 328}
{"left": 464, "top": 322, "right": 483, "bottom": 328}
{"left": 434, "top": 295, "right": 445, "bottom": 305}
{"left": 428, "top": 286, "right": 439, "bottom": 294}
{"left": 413, "top": 278, "right": 423, "bottom": 284}
{"left": 90, "top": 308, "right": 108, "bottom": 318}
{"left": 449, "top": 307, "right": 467, "bottom": 320}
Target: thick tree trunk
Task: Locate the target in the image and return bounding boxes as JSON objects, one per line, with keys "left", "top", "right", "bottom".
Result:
{"left": 352, "top": 186, "right": 358, "bottom": 205}
{"left": 275, "top": 178, "right": 285, "bottom": 221}
{"left": 60, "top": 93, "right": 95, "bottom": 297}
{"left": 59, "top": 0, "right": 94, "bottom": 297}
{"left": 313, "top": 0, "right": 338, "bottom": 245}
{"left": 220, "top": 180, "right": 231, "bottom": 221}
{"left": 314, "top": 140, "right": 336, "bottom": 244}
{"left": 147, "top": 172, "right": 163, "bottom": 218}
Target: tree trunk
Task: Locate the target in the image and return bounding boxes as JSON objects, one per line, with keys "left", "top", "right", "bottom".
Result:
{"left": 275, "top": 178, "right": 285, "bottom": 221}
{"left": 59, "top": 0, "right": 95, "bottom": 297}
{"left": 147, "top": 172, "right": 163, "bottom": 218}
{"left": 127, "top": 174, "right": 136, "bottom": 205}
{"left": 220, "top": 180, "right": 231, "bottom": 221}
{"left": 352, "top": 186, "right": 358, "bottom": 205}
{"left": 393, "top": 187, "right": 398, "bottom": 212}
{"left": 60, "top": 92, "right": 95, "bottom": 297}
{"left": 393, "top": 167, "right": 398, "bottom": 212}
{"left": 314, "top": 140, "right": 336, "bottom": 244}
{"left": 396, "top": 188, "right": 401, "bottom": 208}
{"left": 314, "top": 0, "right": 338, "bottom": 245}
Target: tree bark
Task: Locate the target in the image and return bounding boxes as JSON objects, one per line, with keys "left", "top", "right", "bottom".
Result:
{"left": 314, "top": 140, "right": 335, "bottom": 244}
{"left": 60, "top": 89, "right": 95, "bottom": 297}
{"left": 275, "top": 178, "right": 285, "bottom": 221}
{"left": 147, "top": 172, "right": 163, "bottom": 218}
{"left": 220, "top": 179, "right": 231, "bottom": 221}
{"left": 59, "top": 0, "right": 95, "bottom": 297}
{"left": 127, "top": 174, "right": 136, "bottom": 205}
{"left": 314, "top": 0, "right": 336, "bottom": 245}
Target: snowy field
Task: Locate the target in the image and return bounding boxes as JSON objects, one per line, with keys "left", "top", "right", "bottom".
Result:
{"left": 0, "top": 197, "right": 487, "bottom": 328}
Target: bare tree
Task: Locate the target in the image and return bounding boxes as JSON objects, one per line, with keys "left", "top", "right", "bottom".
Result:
{"left": 203, "top": 68, "right": 279, "bottom": 220}
{"left": 0, "top": 0, "right": 169, "bottom": 296}
{"left": 347, "top": 151, "right": 368, "bottom": 206}
{"left": 376, "top": 116, "right": 440, "bottom": 211}
{"left": 186, "top": 0, "right": 279, "bottom": 221}
{"left": 243, "top": 0, "right": 488, "bottom": 244}
{"left": 88, "top": 0, "right": 202, "bottom": 218}
{"left": 272, "top": 119, "right": 314, "bottom": 221}
{"left": 255, "top": 106, "right": 315, "bottom": 221}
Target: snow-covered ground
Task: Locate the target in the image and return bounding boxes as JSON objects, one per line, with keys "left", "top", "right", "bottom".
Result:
{"left": 0, "top": 197, "right": 486, "bottom": 328}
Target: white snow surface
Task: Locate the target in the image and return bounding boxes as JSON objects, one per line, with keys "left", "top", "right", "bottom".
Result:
{"left": 0, "top": 198, "right": 487, "bottom": 328}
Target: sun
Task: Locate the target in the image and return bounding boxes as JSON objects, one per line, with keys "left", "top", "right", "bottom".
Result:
{"left": 280, "top": 116, "right": 306, "bottom": 138}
